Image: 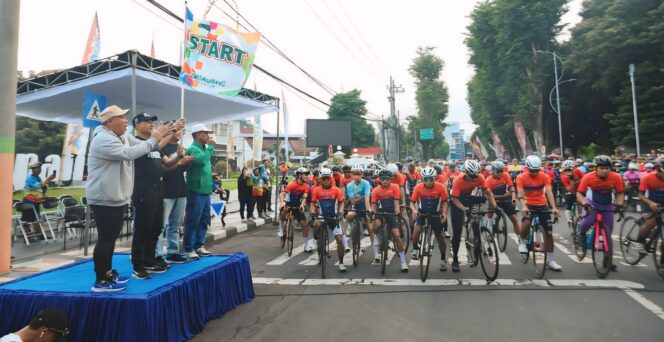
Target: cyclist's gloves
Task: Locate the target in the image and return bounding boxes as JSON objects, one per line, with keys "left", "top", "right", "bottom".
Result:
{"left": 583, "top": 203, "right": 592, "bottom": 212}
{"left": 614, "top": 204, "right": 624, "bottom": 213}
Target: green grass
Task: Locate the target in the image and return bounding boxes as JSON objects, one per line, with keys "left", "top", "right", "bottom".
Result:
{"left": 13, "top": 187, "right": 86, "bottom": 201}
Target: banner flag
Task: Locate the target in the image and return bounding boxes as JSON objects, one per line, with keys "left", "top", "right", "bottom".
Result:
{"left": 492, "top": 131, "right": 505, "bottom": 159}
{"left": 180, "top": 6, "right": 261, "bottom": 97}
{"left": 252, "top": 115, "right": 263, "bottom": 162}
{"left": 470, "top": 137, "right": 487, "bottom": 161}
{"left": 476, "top": 136, "right": 489, "bottom": 160}
{"left": 81, "top": 12, "right": 100, "bottom": 64}
{"left": 227, "top": 123, "right": 234, "bottom": 162}
{"left": 281, "top": 90, "right": 289, "bottom": 163}
{"left": 514, "top": 120, "right": 528, "bottom": 157}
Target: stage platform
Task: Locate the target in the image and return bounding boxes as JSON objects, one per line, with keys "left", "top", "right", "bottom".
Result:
{"left": 0, "top": 253, "right": 254, "bottom": 342}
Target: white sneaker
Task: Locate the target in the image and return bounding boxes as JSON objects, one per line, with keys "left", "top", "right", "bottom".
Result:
{"left": 444, "top": 231, "right": 451, "bottom": 238}
{"left": 277, "top": 227, "right": 283, "bottom": 237}
{"left": 304, "top": 244, "right": 313, "bottom": 253}
{"left": 400, "top": 261, "right": 409, "bottom": 272}
{"left": 344, "top": 244, "right": 350, "bottom": 253}
{"left": 372, "top": 256, "right": 381, "bottom": 265}
{"left": 547, "top": 259, "right": 562, "bottom": 271}
{"left": 338, "top": 264, "right": 347, "bottom": 272}
{"left": 312, "top": 240, "right": 318, "bottom": 250}
{"left": 196, "top": 247, "right": 212, "bottom": 256}
{"left": 411, "top": 249, "right": 419, "bottom": 260}
{"left": 518, "top": 242, "right": 528, "bottom": 254}
{"left": 187, "top": 251, "right": 200, "bottom": 260}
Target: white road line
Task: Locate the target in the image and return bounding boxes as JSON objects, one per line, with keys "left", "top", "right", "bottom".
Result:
{"left": 252, "top": 277, "right": 644, "bottom": 289}
{"left": 266, "top": 245, "right": 306, "bottom": 266}
{"left": 622, "top": 288, "right": 664, "bottom": 321}
{"left": 554, "top": 243, "right": 593, "bottom": 263}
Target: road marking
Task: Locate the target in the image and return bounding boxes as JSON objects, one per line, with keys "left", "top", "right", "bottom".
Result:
{"left": 252, "top": 277, "right": 644, "bottom": 289}
{"left": 622, "top": 288, "right": 664, "bottom": 321}
{"left": 266, "top": 245, "right": 306, "bottom": 265}
{"left": 299, "top": 239, "right": 338, "bottom": 266}
{"left": 335, "top": 237, "right": 372, "bottom": 266}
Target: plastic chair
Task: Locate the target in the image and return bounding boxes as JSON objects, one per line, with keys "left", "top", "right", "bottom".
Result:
{"left": 62, "top": 205, "right": 87, "bottom": 250}
{"left": 13, "top": 202, "right": 47, "bottom": 245}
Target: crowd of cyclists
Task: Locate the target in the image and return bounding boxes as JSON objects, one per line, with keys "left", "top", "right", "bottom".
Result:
{"left": 275, "top": 152, "right": 664, "bottom": 278}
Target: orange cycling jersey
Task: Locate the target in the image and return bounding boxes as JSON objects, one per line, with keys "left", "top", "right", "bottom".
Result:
{"left": 435, "top": 173, "right": 449, "bottom": 186}
{"left": 516, "top": 172, "right": 551, "bottom": 206}
{"left": 577, "top": 171, "right": 624, "bottom": 205}
{"left": 486, "top": 172, "right": 513, "bottom": 196}
{"left": 410, "top": 182, "right": 448, "bottom": 213}
{"left": 371, "top": 183, "right": 401, "bottom": 212}
{"left": 639, "top": 172, "right": 664, "bottom": 205}
{"left": 373, "top": 173, "right": 406, "bottom": 187}
{"left": 311, "top": 186, "right": 343, "bottom": 217}
{"left": 450, "top": 173, "right": 487, "bottom": 198}
{"left": 284, "top": 181, "right": 310, "bottom": 206}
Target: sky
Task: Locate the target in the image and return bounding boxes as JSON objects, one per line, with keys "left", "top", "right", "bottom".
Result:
{"left": 17, "top": 0, "right": 583, "bottom": 138}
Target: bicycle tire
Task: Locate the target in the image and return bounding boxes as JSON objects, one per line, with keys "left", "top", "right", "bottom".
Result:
{"left": 479, "top": 227, "right": 499, "bottom": 282}
{"left": 556, "top": 194, "right": 565, "bottom": 207}
{"left": 352, "top": 220, "right": 361, "bottom": 267}
{"left": 619, "top": 216, "right": 644, "bottom": 265}
{"left": 532, "top": 225, "right": 547, "bottom": 279}
{"left": 465, "top": 221, "right": 479, "bottom": 266}
{"left": 653, "top": 229, "right": 664, "bottom": 279}
{"left": 401, "top": 218, "right": 411, "bottom": 254}
{"left": 318, "top": 224, "right": 328, "bottom": 279}
{"left": 287, "top": 217, "right": 294, "bottom": 257}
{"left": 381, "top": 223, "right": 388, "bottom": 275}
{"left": 592, "top": 223, "right": 611, "bottom": 278}
{"left": 520, "top": 233, "right": 530, "bottom": 263}
{"left": 280, "top": 216, "right": 288, "bottom": 248}
{"left": 496, "top": 212, "right": 508, "bottom": 252}
{"left": 420, "top": 225, "right": 433, "bottom": 282}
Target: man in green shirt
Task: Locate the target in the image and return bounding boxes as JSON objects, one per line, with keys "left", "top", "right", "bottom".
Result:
{"left": 183, "top": 124, "right": 216, "bottom": 260}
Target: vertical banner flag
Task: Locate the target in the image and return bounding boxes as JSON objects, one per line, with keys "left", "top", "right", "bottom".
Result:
{"left": 281, "top": 90, "right": 289, "bottom": 163}
{"left": 253, "top": 115, "right": 263, "bottom": 162}
{"left": 81, "top": 12, "right": 100, "bottom": 64}
{"left": 476, "top": 136, "right": 489, "bottom": 160}
{"left": 180, "top": 6, "right": 261, "bottom": 96}
{"left": 470, "top": 137, "right": 487, "bottom": 161}
{"left": 514, "top": 120, "right": 528, "bottom": 157}
{"left": 227, "top": 123, "right": 234, "bottom": 161}
{"left": 492, "top": 131, "right": 505, "bottom": 159}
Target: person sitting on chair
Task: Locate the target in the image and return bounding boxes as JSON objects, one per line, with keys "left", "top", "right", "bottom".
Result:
{"left": 21, "top": 162, "right": 55, "bottom": 242}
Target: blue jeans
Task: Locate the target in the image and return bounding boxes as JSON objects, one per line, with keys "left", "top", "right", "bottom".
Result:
{"left": 157, "top": 197, "right": 186, "bottom": 257}
{"left": 184, "top": 191, "right": 211, "bottom": 252}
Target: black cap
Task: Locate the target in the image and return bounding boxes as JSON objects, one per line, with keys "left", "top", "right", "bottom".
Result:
{"left": 30, "top": 308, "right": 69, "bottom": 341}
{"left": 132, "top": 112, "right": 158, "bottom": 125}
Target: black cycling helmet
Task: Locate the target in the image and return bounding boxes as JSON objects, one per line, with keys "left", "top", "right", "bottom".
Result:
{"left": 378, "top": 169, "right": 393, "bottom": 179}
{"left": 593, "top": 155, "right": 612, "bottom": 167}
{"left": 342, "top": 165, "right": 351, "bottom": 172}
{"left": 312, "top": 170, "right": 320, "bottom": 177}
{"left": 332, "top": 166, "right": 340, "bottom": 172}
{"left": 433, "top": 165, "right": 443, "bottom": 175}
{"left": 395, "top": 162, "right": 403, "bottom": 171}
{"left": 408, "top": 162, "right": 416, "bottom": 169}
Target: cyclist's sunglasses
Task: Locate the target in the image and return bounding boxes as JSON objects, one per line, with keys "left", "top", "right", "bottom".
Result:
{"left": 379, "top": 176, "right": 391, "bottom": 181}
{"left": 467, "top": 174, "right": 478, "bottom": 179}
{"left": 320, "top": 176, "right": 331, "bottom": 181}
{"left": 493, "top": 169, "right": 504, "bottom": 173}
{"left": 352, "top": 171, "right": 362, "bottom": 176}
{"left": 423, "top": 176, "right": 435, "bottom": 182}
{"left": 343, "top": 170, "right": 351, "bottom": 173}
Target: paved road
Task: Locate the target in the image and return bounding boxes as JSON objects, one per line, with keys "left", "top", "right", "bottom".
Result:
{"left": 194, "top": 215, "right": 664, "bottom": 342}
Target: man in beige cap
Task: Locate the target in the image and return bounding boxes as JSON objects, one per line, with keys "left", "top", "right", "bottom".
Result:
{"left": 86, "top": 105, "right": 180, "bottom": 292}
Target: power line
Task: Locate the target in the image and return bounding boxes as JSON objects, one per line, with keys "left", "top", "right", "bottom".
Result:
{"left": 141, "top": 0, "right": 334, "bottom": 109}
{"left": 301, "top": 0, "right": 385, "bottom": 84}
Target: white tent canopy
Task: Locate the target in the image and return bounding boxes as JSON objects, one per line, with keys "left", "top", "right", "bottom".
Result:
{"left": 16, "top": 50, "right": 278, "bottom": 125}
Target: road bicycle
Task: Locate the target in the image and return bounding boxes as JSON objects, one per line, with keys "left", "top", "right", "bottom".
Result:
{"left": 315, "top": 216, "right": 338, "bottom": 279}
{"left": 345, "top": 208, "right": 368, "bottom": 267}
{"left": 619, "top": 211, "right": 664, "bottom": 279}
{"left": 520, "top": 209, "right": 555, "bottom": 279}
{"left": 280, "top": 207, "right": 295, "bottom": 256}
{"left": 400, "top": 204, "right": 412, "bottom": 254}
{"left": 415, "top": 212, "right": 445, "bottom": 282}
{"left": 624, "top": 182, "right": 640, "bottom": 212}
{"left": 464, "top": 203, "right": 500, "bottom": 282}
{"left": 573, "top": 206, "right": 624, "bottom": 278}
{"left": 491, "top": 205, "right": 508, "bottom": 252}
{"left": 371, "top": 211, "right": 403, "bottom": 275}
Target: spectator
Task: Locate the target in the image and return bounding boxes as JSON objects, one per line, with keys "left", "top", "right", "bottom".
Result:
{"left": 20, "top": 162, "right": 55, "bottom": 242}
{"left": 212, "top": 174, "right": 229, "bottom": 227}
{"left": 280, "top": 162, "right": 288, "bottom": 178}
{"left": 237, "top": 167, "right": 252, "bottom": 222}
{"left": 183, "top": 124, "right": 215, "bottom": 260}
{"left": 262, "top": 160, "right": 273, "bottom": 213}
{"left": 0, "top": 308, "right": 68, "bottom": 342}
{"left": 252, "top": 167, "right": 265, "bottom": 218}
{"left": 158, "top": 128, "right": 192, "bottom": 264}
{"left": 87, "top": 105, "right": 175, "bottom": 292}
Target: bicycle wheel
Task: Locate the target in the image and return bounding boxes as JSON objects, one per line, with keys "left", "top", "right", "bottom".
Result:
{"left": 381, "top": 224, "right": 388, "bottom": 275}
{"left": 318, "top": 226, "right": 327, "bottom": 279}
{"left": 479, "top": 227, "right": 499, "bottom": 282}
{"left": 653, "top": 230, "right": 664, "bottom": 279}
{"left": 280, "top": 216, "right": 287, "bottom": 248}
{"left": 567, "top": 214, "right": 576, "bottom": 237}
{"left": 520, "top": 233, "right": 530, "bottom": 263}
{"left": 592, "top": 224, "right": 611, "bottom": 278}
{"left": 556, "top": 193, "right": 565, "bottom": 207}
{"left": 287, "top": 217, "right": 294, "bottom": 257}
{"left": 465, "top": 222, "right": 479, "bottom": 266}
{"left": 495, "top": 213, "right": 508, "bottom": 252}
{"left": 573, "top": 224, "right": 587, "bottom": 261}
{"left": 619, "top": 216, "right": 643, "bottom": 265}
{"left": 420, "top": 226, "right": 433, "bottom": 282}
{"left": 400, "top": 217, "right": 411, "bottom": 254}
{"left": 352, "top": 220, "right": 361, "bottom": 267}
{"left": 531, "top": 226, "right": 547, "bottom": 279}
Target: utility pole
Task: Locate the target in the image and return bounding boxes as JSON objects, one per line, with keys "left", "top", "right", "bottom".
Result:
{"left": 0, "top": 0, "right": 20, "bottom": 274}
{"left": 552, "top": 51, "right": 563, "bottom": 158}
{"left": 387, "top": 76, "right": 404, "bottom": 162}
{"left": 629, "top": 64, "right": 641, "bottom": 157}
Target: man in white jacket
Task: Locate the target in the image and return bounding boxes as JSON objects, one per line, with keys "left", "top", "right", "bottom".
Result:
{"left": 86, "top": 105, "right": 177, "bottom": 292}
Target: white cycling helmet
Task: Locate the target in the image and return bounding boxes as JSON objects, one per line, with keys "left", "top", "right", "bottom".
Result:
{"left": 628, "top": 163, "right": 638, "bottom": 171}
{"left": 421, "top": 166, "right": 436, "bottom": 178}
{"left": 351, "top": 165, "right": 363, "bottom": 173}
{"left": 645, "top": 162, "right": 654, "bottom": 169}
{"left": 464, "top": 160, "right": 481, "bottom": 177}
{"left": 320, "top": 168, "right": 333, "bottom": 177}
{"left": 525, "top": 155, "right": 542, "bottom": 171}
{"left": 373, "top": 169, "right": 381, "bottom": 177}
{"left": 295, "top": 167, "right": 309, "bottom": 175}
{"left": 386, "top": 163, "right": 399, "bottom": 175}
{"left": 561, "top": 160, "right": 575, "bottom": 170}
{"left": 492, "top": 160, "right": 505, "bottom": 170}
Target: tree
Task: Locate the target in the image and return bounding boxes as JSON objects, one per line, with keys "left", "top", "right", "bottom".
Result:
{"left": 408, "top": 47, "right": 449, "bottom": 160}
{"left": 564, "top": 0, "right": 664, "bottom": 152}
{"left": 15, "top": 117, "right": 66, "bottom": 159}
{"left": 465, "top": 0, "right": 567, "bottom": 157}
{"left": 327, "top": 89, "right": 377, "bottom": 148}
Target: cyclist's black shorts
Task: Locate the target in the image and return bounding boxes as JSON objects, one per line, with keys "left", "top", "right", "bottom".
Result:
{"left": 415, "top": 213, "right": 446, "bottom": 238}
{"left": 522, "top": 205, "right": 552, "bottom": 231}
{"left": 347, "top": 202, "right": 366, "bottom": 213}
{"left": 564, "top": 193, "right": 576, "bottom": 210}
{"left": 497, "top": 200, "right": 517, "bottom": 216}
{"left": 375, "top": 211, "right": 399, "bottom": 229}
{"left": 282, "top": 205, "right": 306, "bottom": 221}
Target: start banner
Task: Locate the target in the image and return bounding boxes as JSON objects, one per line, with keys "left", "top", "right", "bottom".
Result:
{"left": 180, "top": 6, "right": 261, "bottom": 97}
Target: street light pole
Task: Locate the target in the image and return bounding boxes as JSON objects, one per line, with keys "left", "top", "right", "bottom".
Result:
{"left": 629, "top": 63, "right": 641, "bottom": 157}
{"left": 552, "top": 52, "right": 563, "bottom": 157}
